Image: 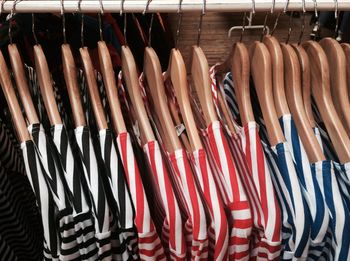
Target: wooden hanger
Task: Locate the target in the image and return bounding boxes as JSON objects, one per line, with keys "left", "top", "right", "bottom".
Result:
{"left": 292, "top": 44, "right": 316, "bottom": 128}
{"left": 190, "top": 45, "right": 218, "bottom": 126}
{"left": 80, "top": 46, "right": 108, "bottom": 131}
{"left": 319, "top": 37, "right": 350, "bottom": 135}
{"left": 97, "top": 41, "right": 127, "bottom": 135}
{"left": 263, "top": 35, "right": 290, "bottom": 118}
{"left": 0, "top": 50, "right": 30, "bottom": 143}
{"left": 341, "top": 43, "right": 350, "bottom": 103}
{"left": 216, "top": 42, "right": 254, "bottom": 126}
{"left": 8, "top": 44, "right": 39, "bottom": 125}
{"left": 61, "top": 44, "right": 87, "bottom": 127}
{"left": 143, "top": 46, "right": 181, "bottom": 152}
{"left": 249, "top": 41, "right": 285, "bottom": 146}
{"left": 281, "top": 43, "right": 325, "bottom": 162}
{"left": 120, "top": 44, "right": 155, "bottom": 144}
{"left": 166, "top": 48, "right": 202, "bottom": 151}
{"left": 302, "top": 40, "right": 350, "bottom": 163}
{"left": 33, "top": 44, "right": 62, "bottom": 126}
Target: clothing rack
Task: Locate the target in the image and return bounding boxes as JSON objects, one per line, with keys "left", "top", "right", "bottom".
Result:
{"left": 1, "top": 0, "right": 350, "bottom": 13}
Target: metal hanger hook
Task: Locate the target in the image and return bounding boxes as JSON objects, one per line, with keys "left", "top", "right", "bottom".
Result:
{"left": 60, "top": 0, "right": 67, "bottom": 44}
{"left": 78, "top": 0, "right": 84, "bottom": 47}
{"left": 260, "top": 0, "right": 275, "bottom": 41}
{"left": 334, "top": 0, "right": 339, "bottom": 37}
{"left": 120, "top": 0, "right": 127, "bottom": 45}
{"left": 196, "top": 0, "right": 206, "bottom": 46}
{"left": 272, "top": 0, "right": 289, "bottom": 35}
{"left": 285, "top": 0, "right": 293, "bottom": 44}
{"left": 175, "top": 0, "right": 183, "bottom": 49}
{"left": 98, "top": 0, "right": 104, "bottom": 41}
{"left": 297, "top": 0, "right": 306, "bottom": 45}
{"left": 143, "top": 0, "right": 154, "bottom": 48}
{"left": 240, "top": 0, "right": 255, "bottom": 42}
{"left": 8, "top": 0, "right": 20, "bottom": 45}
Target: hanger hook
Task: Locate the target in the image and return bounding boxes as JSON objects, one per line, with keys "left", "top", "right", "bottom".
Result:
{"left": 196, "top": 0, "right": 206, "bottom": 46}
{"left": 8, "top": 0, "right": 20, "bottom": 45}
{"left": 143, "top": 0, "right": 154, "bottom": 48}
{"left": 98, "top": 0, "right": 104, "bottom": 41}
{"left": 240, "top": 0, "right": 255, "bottom": 42}
{"left": 175, "top": 0, "right": 183, "bottom": 49}
{"left": 260, "top": 0, "right": 275, "bottom": 41}
{"left": 285, "top": 0, "right": 293, "bottom": 44}
{"left": 272, "top": 0, "right": 289, "bottom": 35}
{"left": 120, "top": 0, "right": 127, "bottom": 45}
{"left": 334, "top": 0, "right": 339, "bottom": 37}
{"left": 78, "top": 0, "right": 84, "bottom": 47}
{"left": 297, "top": 0, "right": 306, "bottom": 45}
{"left": 60, "top": 0, "right": 67, "bottom": 44}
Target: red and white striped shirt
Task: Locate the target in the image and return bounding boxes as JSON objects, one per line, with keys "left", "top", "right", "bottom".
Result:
{"left": 143, "top": 140, "right": 187, "bottom": 260}
{"left": 117, "top": 132, "right": 166, "bottom": 260}
{"left": 190, "top": 148, "right": 229, "bottom": 260}
{"left": 168, "top": 149, "right": 210, "bottom": 260}
{"left": 209, "top": 66, "right": 282, "bottom": 260}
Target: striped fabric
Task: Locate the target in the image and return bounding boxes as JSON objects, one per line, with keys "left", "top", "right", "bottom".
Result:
{"left": 138, "top": 72, "right": 210, "bottom": 260}
{"left": 221, "top": 71, "right": 317, "bottom": 259}
{"left": 189, "top": 148, "right": 229, "bottom": 260}
{"left": 313, "top": 128, "right": 350, "bottom": 260}
{"left": 209, "top": 66, "right": 282, "bottom": 260}
{"left": 117, "top": 131, "right": 165, "bottom": 260}
{"left": 118, "top": 72, "right": 187, "bottom": 259}
{"left": 98, "top": 128, "right": 139, "bottom": 260}
{"left": 21, "top": 139, "right": 60, "bottom": 260}
{"left": 168, "top": 149, "right": 209, "bottom": 260}
{"left": 28, "top": 123, "right": 83, "bottom": 260}
{"left": 51, "top": 124, "right": 99, "bottom": 260}
{"left": 143, "top": 140, "right": 187, "bottom": 260}
{"left": 74, "top": 126, "right": 113, "bottom": 259}
{"left": 238, "top": 124, "right": 282, "bottom": 260}
{"left": 190, "top": 91, "right": 252, "bottom": 261}
{"left": 279, "top": 114, "right": 331, "bottom": 259}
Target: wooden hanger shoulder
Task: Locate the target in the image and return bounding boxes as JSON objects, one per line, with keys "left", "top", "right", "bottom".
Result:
{"left": 8, "top": 44, "right": 39, "bottom": 125}
{"left": 216, "top": 42, "right": 254, "bottom": 125}
{"left": 121, "top": 45, "right": 155, "bottom": 144}
{"left": 80, "top": 46, "right": 108, "bottom": 130}
{"left": 169, "top": 48, "right": 202, "bottom": 151}
{"left": 292, "top": 44, "right": 316, "bottom": 128}
{"left": 33, "top": 44, "right": 62, "bottom": 126}
{"left": 191, "top": 45, "right": 218, "bottom": 126}
{"left": 0, "top": 50, "right": 30, "bottom": 142}
{"left": 302, "top": 40, "right": 350, "bottom": 163}
{"left": 319, "top": 37, "right": 350, "bottom": 135}
{"left": 281, "top": 43, "right": 325, "bottom": 162}
{"left": 144, "top": 46, "right": 181, "bottom": 152}
{"left": 249, "top": 41, "right": 285, "bottom": 146}
{"left": 62, "top": 43, "right": 86, "bottom": 127}
{"left": 263, "top": 35, "right": 290, "bottom": 117}
{"left": 98, "top": 41, "right": 126, "bottom": 135}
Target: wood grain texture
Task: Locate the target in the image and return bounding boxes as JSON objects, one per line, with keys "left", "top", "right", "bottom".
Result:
{"left": 8, "top": 44, "right": 40, "bottom": 125}
{"left": 282, "top": 43, "right": 325, "bottom": 162}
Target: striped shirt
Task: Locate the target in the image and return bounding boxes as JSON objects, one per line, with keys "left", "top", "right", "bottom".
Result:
{"left": 143, "top": 140, "right": 187, "bottom": 260}
{"left": 191, "top": 94, "right": 253, "bottom": 260}
{"left": 279, "top": 114, "right": 330, "bottom": 259}
{"left": 138, "top": 73, "right": 210, "bottom": 260}
{"left": 98, "top": 128, "right": 139, "bottom": 260}
{"left": 168, "top": 149, "right": 209, "bottom": 260}
{"left": 117, "top": 131, "right": 166, "bottom": 260}
{"left": 210, "top": 66, "right": 282, "bottom": 260}
{"left": 189, "top": 148, "right": 229, "bottom": 260}
{"left": 313, "top": 128, "right": 350, "bottom": 260}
